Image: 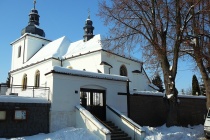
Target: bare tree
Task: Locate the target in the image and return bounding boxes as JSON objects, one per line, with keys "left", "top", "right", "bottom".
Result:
{"left": 98, "top": 0, "right": 203, "bottom": 126}
{"left": 183, "top": 0, "right": 210, "bottom": 108}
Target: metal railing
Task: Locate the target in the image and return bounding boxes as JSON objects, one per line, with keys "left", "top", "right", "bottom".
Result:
{"left": 75, "top": 105, "right": 111, "bottom": 135}
{"left": 8, "top": 85, "right": 50, "bottom": 101}
{"left": 106, "top": 105, "right": 145, "bottom": 140}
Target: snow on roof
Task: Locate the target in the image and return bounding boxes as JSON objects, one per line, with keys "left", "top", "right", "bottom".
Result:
{"left": 25, "top": 36, "right": 70, "bottom": 65}
{"left": 131, "top": 91, "right": 164, "bottom": 96}
{"left": 178, "top": 94, "right": 206, "bottom": 99}
{"left": 24, "top": 34, "right": 102, "bottom": 66}
{"left": 63, "top": 34, "right": 102, "bottom": 58}
{"left": 19, "top": 33, "right": 143, "bottom": 69}
{"left": 51, "top": 66, "right": 129, "bottom": 82}
{"left": 0, "top": 95, "right": 49, "bottom": 103}
{"left": 130, "top": 91, "right": 206, "bottom": 99}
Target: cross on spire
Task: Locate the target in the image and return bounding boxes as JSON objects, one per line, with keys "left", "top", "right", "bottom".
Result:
{"left": 33, "top": 0, "right": 36, "bottom": 9}
{"left": 88, "top": 8, "right": 90, "bottom": 19}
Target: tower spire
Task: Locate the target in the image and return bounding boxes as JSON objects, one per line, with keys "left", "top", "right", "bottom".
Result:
{"left": 88, "top": 8, "right": 90, "bottom": 19}
{"left": 34, "top": 0, "right": 36, "bottom": 9}
{"left": 21, "top": 0, "right": 45, "bottom": 37}
{"left": 83, "top": 9, "right": 94, "bottom": 42}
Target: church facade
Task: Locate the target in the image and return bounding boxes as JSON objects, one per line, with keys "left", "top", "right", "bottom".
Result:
{"left": 3, "top": 1, "right": 156, "bottom": 137}
{"left": 9, "top": 4, "right": 156, "bottom": 95}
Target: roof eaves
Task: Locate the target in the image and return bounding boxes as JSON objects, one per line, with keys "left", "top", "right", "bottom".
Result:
{"left": 10, "top": 33, "right": 51, "bottom": 45}
{"left": 100, "top": 61, "right": 113, "bottom": 68}
{"left": 45, "top": 69, "right": 128, "bottom": 82}
{"left": 10, "top": 57, "right": 60, "bottom": 74}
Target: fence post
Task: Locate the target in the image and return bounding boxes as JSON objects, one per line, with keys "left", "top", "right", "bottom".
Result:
{"left": 33, "top": 87, "right": 34, "bottom": 98}
{"left": 48, "top": 88, "right": 50, "bottom": 101}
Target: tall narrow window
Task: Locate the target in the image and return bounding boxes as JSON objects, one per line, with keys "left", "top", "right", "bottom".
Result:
{"left": 22, "top": 74, "right": 27, "bottom": 90}
{"left": 18, "top": 46, "right": 21, "bottom": 58}
{"left": 120, "top": 65, "right": 128, "bottom": 76}
{"left": 34, "top": 70, "right": 40, "bottom": 88}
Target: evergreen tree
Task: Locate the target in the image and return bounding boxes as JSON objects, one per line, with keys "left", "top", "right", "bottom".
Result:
{"left": 152, "top": 74, "right": 164, "bottom": 93}
{"left": 192, "top": 75, "right": 201, "bottom": 96}
{"left": 6, "top": 73, "right": 10, "bottom": 88}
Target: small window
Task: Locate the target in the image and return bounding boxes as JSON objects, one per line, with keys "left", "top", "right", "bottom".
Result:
{"left": 22, "top": 74, "right": 27, "bottom": 90}
{"left": 34, "top": 70, "right": 40, "bottom": 88}
{"left": 120, "top": 65, "right": 128, "bottom": 76}
{"left": 14, "top": 110, "right": 27, "bottom": 120}
{"left": 0, "top": 111, "right": 6, "bottom": 120}
{"left": 18, "top": 46, "right": 21, "bottom": 58}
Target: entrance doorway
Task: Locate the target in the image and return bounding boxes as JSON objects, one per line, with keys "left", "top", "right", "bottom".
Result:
{"left": 80, "top": 88, "right": 106, "bottom": 121}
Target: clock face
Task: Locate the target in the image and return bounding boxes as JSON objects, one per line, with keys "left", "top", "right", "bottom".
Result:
{"left": 15, "top": 110, "right": 26, "bottom": 120}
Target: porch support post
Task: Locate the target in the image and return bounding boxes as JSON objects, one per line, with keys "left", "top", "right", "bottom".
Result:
{"left": 126, "top": 79, "right": 130, "bottom": 117}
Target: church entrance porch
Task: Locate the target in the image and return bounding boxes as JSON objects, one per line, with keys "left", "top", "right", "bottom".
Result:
{"left": 80, "top": 88, "right": 106, "bottom": 121}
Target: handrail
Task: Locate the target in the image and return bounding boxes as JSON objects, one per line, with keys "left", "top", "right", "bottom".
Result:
{"left": 9, "top": 85, "right": 50, "bottom": 101}
{"left": 10, "top": 85, "right": 50, "bottom": 90}
{"left": 106, "top": 105, "right": 144, "bottom": 133}
{"left": 92, "top": 113, "right": 115, "bottom": 132}
{"left": 75, "top": 105, "right": 111, "bottom": 135}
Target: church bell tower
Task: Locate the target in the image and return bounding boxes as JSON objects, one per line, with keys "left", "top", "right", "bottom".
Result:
{"left": 21, "top": 0, "right": 45, "bottom": 37}
{"left": 83, "top": 11, "right": 94, "bottom": 42}
{"left": 10, "top": 0, "right": 50, "bottom": 71}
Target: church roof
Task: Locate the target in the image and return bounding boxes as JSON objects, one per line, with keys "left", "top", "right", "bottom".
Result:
{"left": 25, "top": 36, "right": 70, "bottom": 65}
{"left": 24, "top": 34, "right": 102, "bottom": 66}
{"left": 63, "top": 34, "right": 102, "bottom": 58}
{"left": 46, "top": 66, "right": 129, "bottom": 82}
{"left": 24, "top": 34, "right": 141, "bottom": 67}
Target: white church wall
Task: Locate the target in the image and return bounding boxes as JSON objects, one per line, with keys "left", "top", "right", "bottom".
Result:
{"left": 62, "top": 51, "right": 103, "bottom": 73}
{"left": 46, "top": 71, "right": 127, "bottom": 132}
{"left": 11, "top": 34, "right": 51, "bottom": 71}
{"left": 101, "top": 51, "right": 151, "bottom": 92}
{"left": 11, "top": 39, "right": 25, "bottom": 71}
{"left": 24, "top": 35, "right": 50, "bottom": 62}
{"left": 9, "top": 59, "right": 59, "bottom": 97}
{"left": 132, "top": 72, "right": 151, "bottom": 91}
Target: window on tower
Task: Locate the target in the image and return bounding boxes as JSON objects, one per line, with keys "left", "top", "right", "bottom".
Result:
{"left": 18, "top": 46, "right": 21, "bottom": 58}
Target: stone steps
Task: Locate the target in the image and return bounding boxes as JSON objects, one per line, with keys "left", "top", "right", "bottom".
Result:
{"left": 103, "top": 121, "right": 131, "bottom": 140}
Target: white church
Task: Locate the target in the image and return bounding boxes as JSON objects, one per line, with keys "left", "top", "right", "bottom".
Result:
{"left": 1, "top": 1, "right": 158, "bottom": 140}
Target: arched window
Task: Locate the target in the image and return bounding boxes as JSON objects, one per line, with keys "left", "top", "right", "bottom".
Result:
{"left": 22, "top": 74, "right": 27, "bottom": 90}
{"left": 34, "top": 70, "right": 40, "bottom": 88}
{"left": 18, "top": 46, "right": 21, "bottom": 58}
{"left": 120, "top": 65, "right": 128, "bottom": 76}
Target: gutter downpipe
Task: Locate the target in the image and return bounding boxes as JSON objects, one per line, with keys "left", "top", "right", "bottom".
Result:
{"left": 127, "top": 79, "right": 130, "bottom": 117}
{"left": 60, "top": 58, "right": 63, "bottom": 67}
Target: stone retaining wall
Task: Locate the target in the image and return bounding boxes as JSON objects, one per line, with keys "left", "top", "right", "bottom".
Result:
{"left": 0, "top": 102, "right": 50, "bottom": 138}
{"left": 129, "top": 94, "right": 207, "bottom": 127}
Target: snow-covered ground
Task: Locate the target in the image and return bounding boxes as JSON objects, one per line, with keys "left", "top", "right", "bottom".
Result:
{"left": 143, "top": 124, "right": 205, "bottom": 140}
{"left": 0, "top": 127, "right": 100, "bottom": 140}
{"left": 0, "top": 124, "right": 205, "bottom": 140}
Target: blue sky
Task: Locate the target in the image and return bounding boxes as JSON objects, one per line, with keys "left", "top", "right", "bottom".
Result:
{"left": 0, "top": 0, "right": 200, "bottom": 92}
